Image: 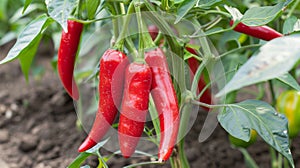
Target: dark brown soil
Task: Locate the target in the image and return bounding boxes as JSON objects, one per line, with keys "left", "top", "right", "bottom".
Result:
{"left": 0, "top": 43, "right": 299, "bottom": 168}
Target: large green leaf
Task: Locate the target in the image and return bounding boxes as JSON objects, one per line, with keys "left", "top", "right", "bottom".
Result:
{"left": 175, "top": 0, "right": 197, "bottom": 24}
{"left": 46, "top": 0, "right": 77, "bottom": 32}
{"left": 216, "top": 34, "right": 300, "bottom": 97}
{"left": 241, "top": 2, "right": 292, "bottom": 26}
{"left": 218, "top": 100, "right": 294, "bottom": 167}
{"left": 0, "top": 14, "right": 52, "bottom": 64}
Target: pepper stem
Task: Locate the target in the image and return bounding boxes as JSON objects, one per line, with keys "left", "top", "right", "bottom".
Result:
{"left": 114, "top": 2, "right": 135, "bottom": 51}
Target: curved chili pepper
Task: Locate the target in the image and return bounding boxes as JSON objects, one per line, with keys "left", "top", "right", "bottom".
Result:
{"left": 186, "top": 47, "right": 212, "bottom": 111}
{"left": 57, "top": 20, "right": 83, "bottom": 100}
{"left": 118, "top": 62, "right": 152, "bottom": 158}
{"left": 230, "top": 20, "right": 283, "bottom": 41}
{"left": 78, "top": 49, "right": 128, "bottom": 152}
{"left": 145, "top": 48, "right": 180, "bottom": 162}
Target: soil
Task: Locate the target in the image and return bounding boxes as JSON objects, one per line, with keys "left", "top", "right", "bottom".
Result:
{"left": 0, "top": 42, "right": 299, "bottom": 168}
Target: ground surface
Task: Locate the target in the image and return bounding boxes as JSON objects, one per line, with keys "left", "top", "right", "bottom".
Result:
{"left": 0, "top": 43, "right": 299, "bottom": 168}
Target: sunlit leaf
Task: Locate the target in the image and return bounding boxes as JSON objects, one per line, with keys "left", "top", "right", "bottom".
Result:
{"left": 216, "top": 34, "right": 300, "bottom": 97}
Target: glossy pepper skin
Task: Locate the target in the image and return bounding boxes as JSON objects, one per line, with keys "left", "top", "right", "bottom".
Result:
{"left": 78, "top": 49, "right": 128, "bottom": 152}
{"left": 57, "top": 20, "right": 83, "bottom": 100}
{"left": 145, "top": 48, "right": 180, "bottom": 162}
{"left": 118, "top": 63, "right": 152, "bottom": 158}
{"left": 230, "top": 20, "right": 283, "bottom": 41}
{"left": 186, "top": 47, "right": 212, "bottom": 111}
{"left": 276, "top": 90, "right": 300, "bottom": 138}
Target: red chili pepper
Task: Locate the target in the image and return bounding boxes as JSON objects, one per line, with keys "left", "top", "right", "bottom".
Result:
{"left": 118, "top": 62, "right": 152, "bottom": 158}
{"left": 230, "top": 20, "right": 283, "bottom": 41}
{"left": 78, "top": 49, "right": 128, "bottom": 152}
{"left": 145, "top": 48, "right": 180, "bottom": 162}
{"left": 57, "top": 20, "right": 83, "bottom": 100}
{"left": 186, "top": 47, "right": 212, "bottom": 111}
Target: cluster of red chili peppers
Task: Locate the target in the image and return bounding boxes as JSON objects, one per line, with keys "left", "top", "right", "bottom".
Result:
{"left": 75, "top": 47, "right": 179, "bottom": 161}
{"left": 56, "top": 17, "right": 283, "bottom": 162}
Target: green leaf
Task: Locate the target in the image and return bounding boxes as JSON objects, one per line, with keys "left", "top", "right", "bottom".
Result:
{"left": 283, "top": 16, "right": 298, "bottom": 34}
{"left": 216, "top": 34, "right": 300, "bottom": 97}
{"left": 46, "top": 0, "right": 77, "bottom": 32}
{"left": 67, "top": 152, "right": 91, "bottom": 168}
{"left": 85, "top": 0, "right": 100, "bottom": 20}
{"left": 218, "top": 100, "right": 294, "bottom": 167}
{"left": 0, "top": 14, "right": 52, "bottom": 64}
{"left": 175, "top": 0, "right": 197, "bottom": 24}
{"left": 241, "top": 2, "right": 289, "bottom": 26}
{"left": 67, "top": 139, "right": 109, "bottom": 168}
{"left": 276, "top": 73, "right": 300, "bottom": 91}
{"left": 19, "top": 35, "right": 42, "bottom": 81}
{"left": 22, "top": 0, "right": 33, "bottom": 14}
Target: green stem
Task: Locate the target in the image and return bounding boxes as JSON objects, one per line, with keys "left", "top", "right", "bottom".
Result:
{"left": 135, "top": 2, "right": 145, "bottom": 60}
{"left": 114, "top": 2, "right": 135, "bottom": 50}
{"left": 176, "top": 103, "right": 192, "bottom": 168}
{"left": 154, "top": 32, "right": 163, "bottom": 46}
{"left": 284, "top": 157, "right": 289, "bottom": 168}
{"left": 189, "top": 28, "right": 232, "bottom": 38}
{"left": 203, "top": 10, "right": 231, "bottom": 18}
{"left": 239, "top": 148, "right": 259, "bottom": 168}
{"left": 203, "top": 16, "right": 222, "bottom": 30}
{"left": 278, "top": 153, "right": 283, "bottom": 168}
{"left": 190, "top": 19, "right": 212, "bottom": 59}
{"left": 216, "top": 44, "right": 261, "bottom": 59}
{"left": 191, "top": 60, "right": 207, "bottom": 97}
{"left": 191, "top": 100, "right": 226, "bottom": 109}
{"left": 269, "top": 80, "right": 276, "bottom": 106}
{"left": 287, "top": 0, "right": 300, "bottom": 18}
{"left": 270, "top": 147, "right": 278, "bottom": 168}
{"left": 255, "top": 83, "right": 265, "bottom": 100}
{"left": 69, "top": 15, "right": 125, "bottom": 24}
{"left": 161, "top": 0, "right": 169, "bottom": 11}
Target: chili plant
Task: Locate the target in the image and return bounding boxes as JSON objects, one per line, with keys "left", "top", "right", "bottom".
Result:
{"left": 1, "top": 0, "right": 300, "bottom": 168}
